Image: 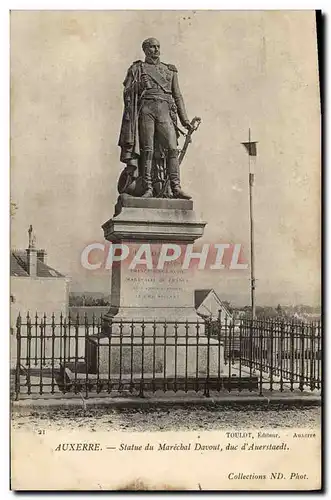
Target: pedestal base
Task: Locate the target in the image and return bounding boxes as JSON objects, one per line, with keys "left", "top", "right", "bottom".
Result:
{"left": 86, "top": 335, "right": 224, "bottom": 377}
{"left": 107, "top": 195, "right": 205, "bottom": 241}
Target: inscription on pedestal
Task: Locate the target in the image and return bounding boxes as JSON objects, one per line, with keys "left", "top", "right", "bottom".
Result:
{"left": 111, "top": 243, "right": 194, "bottom": 310}
{"left": 125, "top": 265, "right": 189, "bottom": 304}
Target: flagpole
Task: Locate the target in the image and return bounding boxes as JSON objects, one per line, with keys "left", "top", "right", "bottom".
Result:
{"left": 248, "top": 128, "right": 256, "bottom": 319}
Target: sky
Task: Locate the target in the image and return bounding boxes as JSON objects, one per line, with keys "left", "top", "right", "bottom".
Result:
{"left": 10, "top": 10, "right": 321, "bottom": 307}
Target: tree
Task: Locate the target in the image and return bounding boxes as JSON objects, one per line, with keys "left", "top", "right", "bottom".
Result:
{"left": 276, "top": 304, "right": 283, "bottom": 317}
{"left": 222, "top": 301, "right": 233, "bottom": 313}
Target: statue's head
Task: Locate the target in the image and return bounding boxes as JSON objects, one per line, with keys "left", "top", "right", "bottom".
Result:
{"left": 142, "top": 38, "right": 160, "bottom": 60}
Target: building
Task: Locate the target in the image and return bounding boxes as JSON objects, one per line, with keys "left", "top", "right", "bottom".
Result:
{"left": 10, "top": 226, "right": 70, "bottom": 328}
{"left": 194, "top": 289, "right": 233, "bottom": 322}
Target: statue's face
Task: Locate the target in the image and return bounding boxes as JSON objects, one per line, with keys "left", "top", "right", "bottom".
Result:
{"left": 144, "top": 39, "right": 160, "bottom": 59}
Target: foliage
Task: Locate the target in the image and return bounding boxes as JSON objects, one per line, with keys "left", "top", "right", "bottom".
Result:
{"left": 69, "top": 294, "right": 110, "bottom": 307}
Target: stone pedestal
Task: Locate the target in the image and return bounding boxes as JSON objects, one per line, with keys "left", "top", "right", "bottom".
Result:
{"left": 85, "top": 194, "right": 225, "bottom": 378}
{"left": 86, "top": 335, "right": 224, "bottom": 376}
{"left": 102, "top": 194, "right": 207, "bottom": 324}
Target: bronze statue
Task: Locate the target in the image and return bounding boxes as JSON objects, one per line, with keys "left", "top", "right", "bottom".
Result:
{"left": 117, "top": 38, "right": 200, "bottom": 200}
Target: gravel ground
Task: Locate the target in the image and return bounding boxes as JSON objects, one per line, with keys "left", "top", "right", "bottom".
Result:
{"left": 12, "top": 405, "right": 321, "bottom": 432}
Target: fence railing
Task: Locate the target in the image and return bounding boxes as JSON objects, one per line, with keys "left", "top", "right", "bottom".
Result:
{"left": 209, "top": 317, "right": 322, "bottom": 394}
{"left": 12, "top": 313, "right": 322, "bottom": 400}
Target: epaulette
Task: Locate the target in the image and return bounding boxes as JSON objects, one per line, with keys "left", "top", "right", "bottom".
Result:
{"left": 166, "top": 63, "right": 178, "bottom": 72}
{"left": 127, "top": 60, "right": 142, "bottom": 76}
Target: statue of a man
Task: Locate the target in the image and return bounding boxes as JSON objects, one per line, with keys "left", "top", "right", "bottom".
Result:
{"left": 28, "top": 224, "right": 36, "bottom": 249}
{"left": 118, "top": 38, "right": 192, "bottom": 200}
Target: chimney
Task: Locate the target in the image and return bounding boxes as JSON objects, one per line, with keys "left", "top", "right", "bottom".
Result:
{"left": 37, "top": 249, "right": 47, "bottom": 264}
{"left": 26, "top": 247, "right": 37, "bottom": 277}
{"left": 26, "top": 225, "right": 37, "bottom": 277}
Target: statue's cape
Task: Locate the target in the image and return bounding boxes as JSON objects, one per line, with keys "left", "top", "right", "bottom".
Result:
{"left": 118, "top": 62, "right": 142, "bottom": 168}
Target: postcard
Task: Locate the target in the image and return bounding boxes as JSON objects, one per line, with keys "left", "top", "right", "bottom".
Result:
{"left": 10, "top": 10, "right": 321, "bottom": 491}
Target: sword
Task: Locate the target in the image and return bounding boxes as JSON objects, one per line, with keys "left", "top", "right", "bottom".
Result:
{"left": 178, "top": 116, "right": 201, "bottom": 166}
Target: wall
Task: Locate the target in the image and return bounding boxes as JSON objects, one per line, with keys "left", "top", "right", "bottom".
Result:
{"left": 11, "top": 276, "right": 69, "bottom": 328}
{"left": 10, "top": 276, "right": 70, "bottom": 367}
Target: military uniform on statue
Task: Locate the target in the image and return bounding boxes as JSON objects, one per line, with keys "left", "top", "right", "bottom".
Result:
{"left": 118, "top": 38, "right": 193, "bottom": 199}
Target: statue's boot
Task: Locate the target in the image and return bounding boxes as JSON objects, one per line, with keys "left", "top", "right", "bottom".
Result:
{"left": 168, "top": 154, "right": 192, "bottom": 200}
{"left": 141, "top": 158, "right": 154, "bottom": 198}
{"left": 172, "top": 186, "right": 192, "bottom": 200}
{"left": 142, "top": 188, "right": 153, "bottom": 198}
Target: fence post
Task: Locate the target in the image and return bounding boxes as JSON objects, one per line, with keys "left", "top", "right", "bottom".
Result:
{"left": 118, "top": 319, "right": 123, "bottom": 393}
{"left": 152, "top": 320, "right": 156, "bottom": 393}
{"left": 63, "top": 318, "right": 67, "bottom": 393}
{"left": 252, "top": 318, "right": 257, "bottom": 375}
{"left": 258, "top": 320, "right": 265, "bottom": 396}
{"left": 15, "top": 313, "right": 22, "bottom": 401}
{"left": 217, "top": 312, "right": 222, "bottom": 392}
{"left": 249, "top": 318, "right": 253, "bottom": 389}
{"left": 204, "top": 318, "right": 210, "bottom": 397}
{"left": 74, "top": 313, "right": 79, "bottom": 394}
{"left": 270, "top": 321, "right": 274, "bottom": 392}
{"left": 51, "top": 313, "right": 56, "bottom": 394}
{"left": 241, "top": 318, "right": 246, "bottom": 364}
{"left": 163, "top": 319, "right": 167, "bottom": 393}
{"left": 280, "top": 321, "right": 284, "bottom": 392}
{"left": 317, "top": 321, "right": 321, "bottom": 391}
{"left": 290, "top": 320, "right": 295, "bottom": 392}
{"left": 39, "top": 313, "right": 43, "bottom": 395}
{"left": 130, "top": 320, "right": 134, "bottom": 394}
{"left": 174, "top": 320, "right": 178, "bottom": 393}
{"left": 299, "top": 322, "right": 305, "bottom": 392}
{"left": 34, "top": 312, "right": 38, "bottom": 366}
{"left": 92, "top": 312, "right": 95, "bottom": 335}
{"left": 26, "top": 312, "right": 32, "bottom": 395}
{"left": 59, "top": 312, "right": 63, "bottom": 365}
{"left": 107, "top": 315, "right": 112, "bottom": 395}
{"left": 84, "top": 312, "right": 89, "bottom": 398}
{"left": 227, "top": 316, "right": 232, "bottom": 391}
{"left": 195, "top": 319, "right": 200, "bottom": 393}
{"left": 68, "top": 313, "right": 72, "bottom": 362}
{"left": 238, "top": 318, "right": 242, "bottom": 391}
{"left": 139, "top": 319, "right": 145, "bottom": 398}
{"left": 185, "top": 320, "right": 189, "bottom": 393}
{"left": 224, "top": 314, "right": 228, "bottom": 365}
{"left": 43, "top": 313, "right": 47, "bottom": 366}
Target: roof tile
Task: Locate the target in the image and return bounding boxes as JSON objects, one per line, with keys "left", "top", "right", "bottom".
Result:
{"left": 11, "top": 251, "right": 65, "bottom": 278}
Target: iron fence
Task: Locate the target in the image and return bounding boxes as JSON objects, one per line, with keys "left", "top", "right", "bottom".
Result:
{"left": 12, "top": 313, "right": 322, "bottom": 400}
